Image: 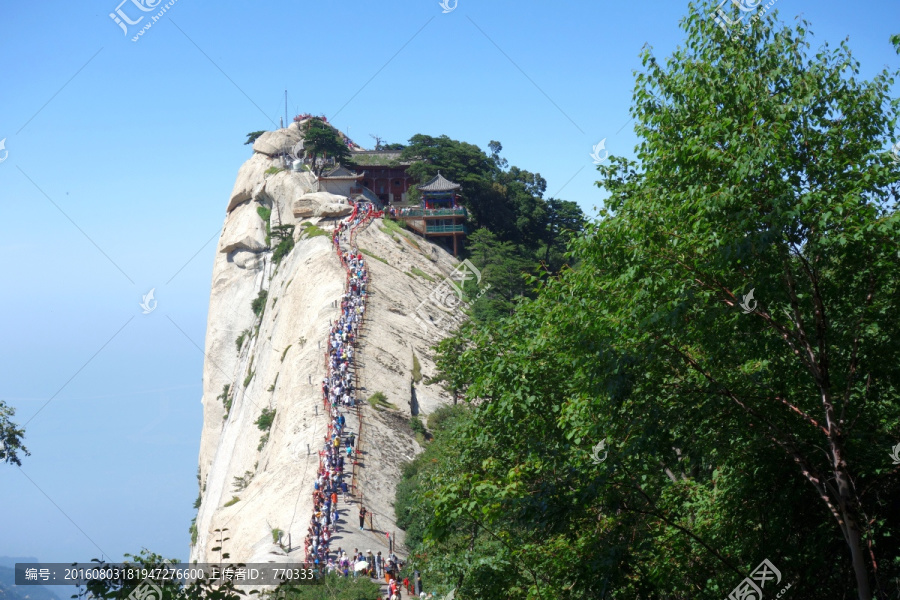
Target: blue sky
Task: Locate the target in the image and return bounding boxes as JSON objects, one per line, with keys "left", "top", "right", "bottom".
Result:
{"left": 1, "top": 0, "right": 897, "bottom": 567}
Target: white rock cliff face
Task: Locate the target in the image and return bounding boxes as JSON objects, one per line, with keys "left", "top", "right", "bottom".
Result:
{"left": 191, "top": 132, "right": 458, "bottom": 564}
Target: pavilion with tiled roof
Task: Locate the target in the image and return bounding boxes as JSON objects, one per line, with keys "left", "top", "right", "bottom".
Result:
{"left": 418, "top": 172, "right": 460, "bottom": 195}
{"left": 395, "top": 172, "right": 468, "bottom": 256}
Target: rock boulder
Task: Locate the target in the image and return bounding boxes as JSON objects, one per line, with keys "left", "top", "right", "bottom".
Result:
{"left": 317, "top": 203, "right": 353, "bottom": 218}
{"left": 258, "top": 171, "right": 314, "bottom": 225}
{"left": 252, "top": 128, "right": 304, "bottom": 158}
{"left": 230, "top": 249, "right": 265, "bottom": 270}
{"left": 228, "top": 153, "right": 277, "bottom": 213}
{"left": 219, "top": 200, "right": 267, "bottom": 254}
{"left": 291, "top": 191, "right": 351, "bottom": 219}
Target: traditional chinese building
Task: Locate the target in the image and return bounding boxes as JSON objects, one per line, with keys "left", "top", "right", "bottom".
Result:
{"left": 348, "top": 150, "right": 416, "bottom": 205}
{"left": 317, "top": 165, "right": 364, "bottom": 197}
{"left": 396, "top": 172, "right": 468, "bottom": 256}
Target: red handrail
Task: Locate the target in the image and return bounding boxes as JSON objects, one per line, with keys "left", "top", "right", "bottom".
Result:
{"left": 304, "top": 201, "right": 376, "bottom": 566}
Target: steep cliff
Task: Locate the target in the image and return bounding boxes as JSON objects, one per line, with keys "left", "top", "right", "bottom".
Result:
{"left": 190, "top": 129, "right": 458, "bottom": 564}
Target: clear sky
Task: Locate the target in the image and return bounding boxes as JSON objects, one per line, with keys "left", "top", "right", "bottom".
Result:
{"left": 1, "top": 0, "right": 897, "bottom": 567}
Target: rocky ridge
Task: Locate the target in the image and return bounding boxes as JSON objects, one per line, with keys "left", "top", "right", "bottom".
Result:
{"left": 190, "top": 128, "right": 458, "bottom": 565}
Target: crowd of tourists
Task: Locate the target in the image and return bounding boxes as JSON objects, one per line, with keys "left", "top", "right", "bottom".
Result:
{"left": 301, "top": 203, "right": 443, "bottom": 599}
{"left": 302, "top": 203, "right": 371, "bottom": 565}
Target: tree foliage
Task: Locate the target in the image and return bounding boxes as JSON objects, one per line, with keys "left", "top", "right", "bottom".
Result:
{"left": 397, "top": 135, "right": 586, "bottom": 331}
{"left": 251, "top": 290, "right": 268, "bottom": 317}
{"left": 73, "top": 550, "right": 253, "bottom": 600}
{"left": 0, "top": 401, "right": 28, "bottom": 466}
{"left": 273, "top": 574, "right": 380, "bottom": 600}
{"left": 303, "top": 118, "right": 351, "bottom": 176}
{"left": 401, "top": 3, "right": 900, "bottom": 599}
{"left": 401, "top": 135, "right": 585, "bottom": 273}
{"left": 78, "top": 550, "right": 375, "bottom": 600}
{"left": 255, "top": 408, "right": 276, "bottom": 431}
{"left": 271, "top": 225, "right": 295, "bottom": 264}
{"left": 244, "top": 131, "right": 266, "bottom": 145}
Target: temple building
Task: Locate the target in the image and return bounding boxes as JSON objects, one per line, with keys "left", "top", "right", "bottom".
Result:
{"left": 349, "top": 150, "right": 416, "bottom": 205}
{"left": 395, "top": 172, "right": 468, "bottom": 256}
{"left": 317, "top": 165, "right": 364, "bottom": 197}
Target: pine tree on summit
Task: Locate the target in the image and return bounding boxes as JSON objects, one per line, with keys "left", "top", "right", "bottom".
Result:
{"left": 302, "top": 117, "right": 351, "bottom": 176}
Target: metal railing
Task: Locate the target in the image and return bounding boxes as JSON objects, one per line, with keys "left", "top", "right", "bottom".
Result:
{"left": 426, "top": 224, "right": 467, "bottom": 233}
{"left": 396, "top": 207, "right": 467, "bottom": 218}
{"left": 304, "top": 202, "right": 376, "bottom": 563}
{"left": 355, "top": 186, "right": 382, "bottom": 208}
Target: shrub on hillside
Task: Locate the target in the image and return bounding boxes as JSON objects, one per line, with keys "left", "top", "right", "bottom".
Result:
{"left": 218, "top": 384, "right": 232, "bottom": 417}
{"left": 251, "top": 290, "right": 268, "bottom": 317}
{"left": 426, "top": 404, "right": 468, "bottom": 432}
{"left": 272, "top": 235, "right": 294, "bottom": 264}
{"left": 411, "top": 352, "right": 423, "bottom": 384}
{"left": 367, "top": 391, "right": 396, "bottom": 411}
{"left": 255, "top": 408, "right": 276, "bottom": 431}
{"left": 410, "top": 416, "right": 426, "bottom": 436}
{"left": 235, "top": 329, "right": 249, "bottom": 351}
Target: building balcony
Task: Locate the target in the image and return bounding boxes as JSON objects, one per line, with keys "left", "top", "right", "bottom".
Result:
{"left": 398, "top": 207, "right": 467, "bottom": 218}
{"left": 426, "top": 224, "right": 467, "bottom": 234}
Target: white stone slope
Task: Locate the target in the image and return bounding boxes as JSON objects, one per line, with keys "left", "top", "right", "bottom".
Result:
{"left": 191, "top": 131, "right": 460, "bottom": 566}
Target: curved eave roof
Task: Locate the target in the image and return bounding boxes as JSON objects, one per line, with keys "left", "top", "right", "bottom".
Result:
{"left": 417, "top": 172, "right": 461, "bottom": 192}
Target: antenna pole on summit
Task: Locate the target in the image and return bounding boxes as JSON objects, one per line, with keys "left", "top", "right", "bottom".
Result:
{"left": 285, "top": 90, "right": 288, "bottom": 129}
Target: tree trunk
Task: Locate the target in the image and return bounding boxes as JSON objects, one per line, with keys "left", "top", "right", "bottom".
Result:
{"left": 845, "top": 515, "right": 872, "bottom": 600}
{"left": 835, "top": 467, "right": 872, "bottom": 600}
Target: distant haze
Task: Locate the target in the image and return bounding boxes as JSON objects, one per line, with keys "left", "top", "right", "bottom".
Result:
{"left": 0, "top": 559, "right": 62, "bottom": 600}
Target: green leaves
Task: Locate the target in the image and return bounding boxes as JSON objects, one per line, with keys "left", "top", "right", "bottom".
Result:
{"left": 0, "top": 401, "right": 28, "bottom": 466}
{"left": 302, "top": 118, "right": 351, "bottom": 175}
{"left": 244, "top": 131, "right": 266, "bottom": 145}
{"left": 254, "top": 408, "right": 275, "bottom": 431}
{"left": 400, "top": 134, "right": 586, "bottom": 271}
{"left": 398, "top": 2, "right": 900, "bottom": 598}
